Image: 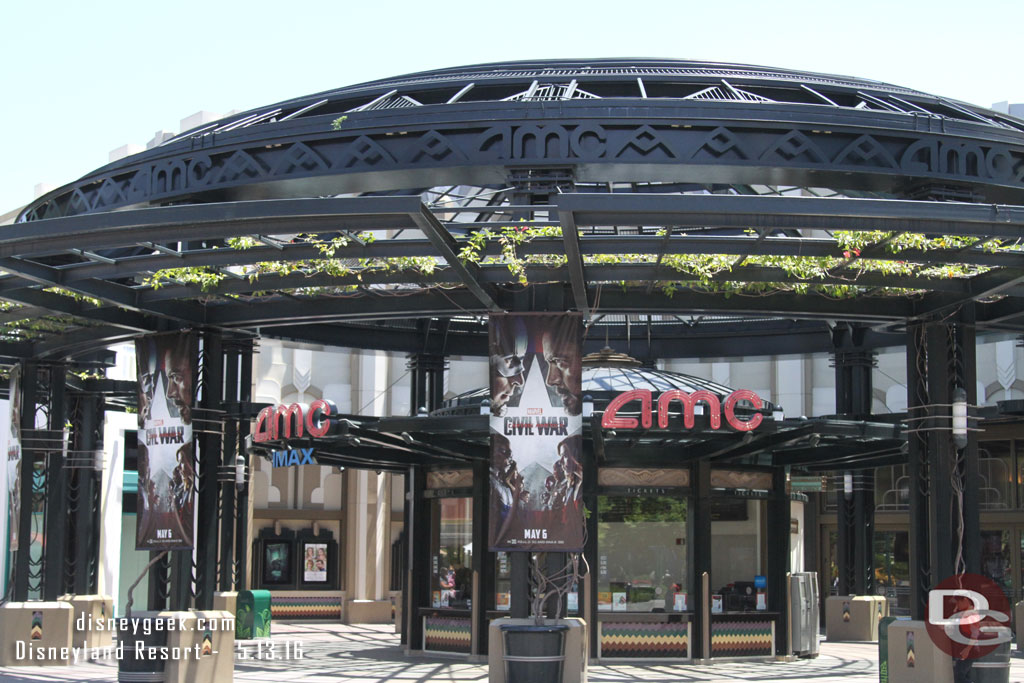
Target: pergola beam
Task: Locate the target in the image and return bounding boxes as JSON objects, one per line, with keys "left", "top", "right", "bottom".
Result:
{"left": 913, "top": 268, "right": 1024, "bottom": 321}
{"left": 40, "top": 235, "right": 1024, "bottom": 286}
{"left": 775, "top": 444, "right": 905, "bottom": 467}
{"left": 137, "top": 262, "right": 992, "bottom": 305}
{"left": 0, "top": 257, "right": 207, "bottom": 326}
{"left": 0, "top": 194, "right": 1019, "bottom": 345}
{"left": 557, "top": 208, "right": 590, "bottom": 318}
{"left": 556, "top": 193, "right": 1024, "bottom": 239}
{"left": 0, "top": 288, "right": 152, "bottom": 331}
{"left": 0, "top": 197, "right": 423, "bottom": 258}
{"left": 409, "top": 204, "right": 500, "bottom": 312}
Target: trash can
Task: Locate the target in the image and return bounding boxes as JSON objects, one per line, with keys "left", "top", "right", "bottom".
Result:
{"left": 500, "top": 623, "right": 568, "bottom": 683}
{"left": 970, "top": 640, "right": 1010, "bottom": 683}
{"left": 236, "top": 590, "right": 272, "bottom": 639}
{"left": 117, "top": 611, "right": 168, "bottom": 683}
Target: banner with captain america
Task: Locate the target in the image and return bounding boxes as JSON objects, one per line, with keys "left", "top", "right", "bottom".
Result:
{"left": 135, "top": 332, "right": 197, "bottom": 550}
{"left": 7, "top": 365, "right": 22, "bottom": 552}
{"left": 488, "top": 314, "right": 583, "bottom": 552}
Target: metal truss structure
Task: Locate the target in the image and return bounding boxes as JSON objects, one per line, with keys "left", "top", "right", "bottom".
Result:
{"left": 0, "top": 59, "right": 1021, "bottom": 365}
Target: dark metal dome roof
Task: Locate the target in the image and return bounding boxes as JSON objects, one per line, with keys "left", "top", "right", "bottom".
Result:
{"left": 21, "top": 58, "right": 1024, "bottom": 223}
{"left": 3, "top": 59, "right": 1024, "bottom": 363}
{"left": 172, "top": 57, "right": 1022, "bottom": 141}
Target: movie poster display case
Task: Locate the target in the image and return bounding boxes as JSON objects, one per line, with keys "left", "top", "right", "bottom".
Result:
{"left": 254, "top": 526, "right": 343, "bottom": 620}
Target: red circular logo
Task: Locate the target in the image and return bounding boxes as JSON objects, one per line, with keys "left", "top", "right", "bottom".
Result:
{"left": 925, "top": 573, "right": 1011, "bottom": 659}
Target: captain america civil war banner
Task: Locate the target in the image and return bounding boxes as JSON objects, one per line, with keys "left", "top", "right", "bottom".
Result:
{"left": 135, "top": 332, "right": 197, "bottom": 550}
{"left": 488, "top": 313, "right": 584, "bottom": 552}
{"left": 7, "top": 364, "right": 22, "bottom": 551}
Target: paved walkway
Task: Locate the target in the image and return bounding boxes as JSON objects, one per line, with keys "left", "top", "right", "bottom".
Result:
{"left": 0, "top": 622, "right": 1019, "bottom": 682}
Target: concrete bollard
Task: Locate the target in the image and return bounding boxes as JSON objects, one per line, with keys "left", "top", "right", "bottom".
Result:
{"left": 0, "top": 602, "right": 75, "bottom": 667}
{"left": 59, "top": 594, "right": 115, "bottom": 650}
{"left": 886, "top": 620, "right": 952, "bottom": 683}
{"left": 213, "top": 592, "right": 238, "bottom": 616}
{"left": 825, "top": 595, "right": 889, "bottom": 641}
{"left": 345, "top": 599, "right": 393, "bottom": 623}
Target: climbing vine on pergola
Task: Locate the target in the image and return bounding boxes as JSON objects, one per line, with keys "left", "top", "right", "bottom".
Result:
{"left": 0, "top": 194, "right": 1022, "bottom": 358}
{"left": 140, "top": 224, "right": 1019, "bottom": 301}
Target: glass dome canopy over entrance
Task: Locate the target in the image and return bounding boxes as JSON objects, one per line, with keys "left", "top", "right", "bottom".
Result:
{"left": 441, "top": 347, "right": 776, "bottom": 417}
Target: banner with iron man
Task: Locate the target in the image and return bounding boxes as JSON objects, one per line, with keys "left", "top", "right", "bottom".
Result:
{"left": 135, "top": 332, "right": 197, "bottom": 550}
{"left": 488, "top": 314, "right": 583, "bottom": 552}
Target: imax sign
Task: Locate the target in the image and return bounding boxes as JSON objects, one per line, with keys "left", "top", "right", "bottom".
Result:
{"left": 271, "top": 448, "right": 316, "bottom": 467}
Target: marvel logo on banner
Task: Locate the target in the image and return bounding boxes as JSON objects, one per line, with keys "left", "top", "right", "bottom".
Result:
{"left": 253, "top": 399, "right": 337, "bottom": 443}
{"left": 601, "top": 389, "right": 766, "bottom": 432}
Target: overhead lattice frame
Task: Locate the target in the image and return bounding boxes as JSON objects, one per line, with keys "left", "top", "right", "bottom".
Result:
{"left": 0, "top": 192, "right": 1021, "bottom": 360}
{"left": 3, "top": 59, "right": 1023, "bottom": 362}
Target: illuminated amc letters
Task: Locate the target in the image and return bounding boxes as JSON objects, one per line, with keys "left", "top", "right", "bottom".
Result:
{"left": 601, "top": 389, "right": 764, "bottom": 432}
{"left": 253, "top": 399, "right": 336, "bottom": 442}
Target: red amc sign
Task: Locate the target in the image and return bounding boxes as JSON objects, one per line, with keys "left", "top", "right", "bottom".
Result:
{"left": 253, "top": 399, "right": 337, "bottom": 442}
{"left": 601, "top": 389, "right": 765, "bottom": 432}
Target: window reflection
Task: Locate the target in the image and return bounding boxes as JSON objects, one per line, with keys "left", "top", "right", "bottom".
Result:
{"left": 981, "top": 530, "right": 1011, "bottom": 596}
{"left": 430, "top": 497, "right": 473, "bottom": 610}
{"left": 711, "top": 499, "right": 763, "bottom": 611}
{"left": 597, "top": 496, "right": 687, "bottom": 612}
{"left": 873, "top": 531, "right": 910, "bottom": 614}
{"left": 979, "top": 442, "right": 1012, "bottom": 510}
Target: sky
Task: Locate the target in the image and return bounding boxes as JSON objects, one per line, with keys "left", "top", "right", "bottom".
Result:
{"left": 2, "top": 0, "right": 1022, "bottom": 214}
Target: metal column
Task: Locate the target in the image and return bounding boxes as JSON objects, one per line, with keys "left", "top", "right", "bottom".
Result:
{"left": 42, "top": 364, "right": 68, "bottom": 600}
{"left": 219, "top": 341, "right": 244, "bottom": 593}
{"left": 407, "top": 354, "right": 447, "bottom": 414}
{"left": 766, "top": 468, "right": 792, "bottom": 656}
{"left": 832, "top": 346, "right": 876, "bottom": 596}
{"left": 195, "top": 332, "right": 224, "bottom": 610}
{"left": 959, "top": 315, "right": 980, "bottom": 575}
{"left": 399, "top": 472, "right": 411, "bottom": 646}
{"left": 471, "top": 458, "right": 492, "bottom": 655}
{"left": 70, "top": 390, "right": 104, "bottom": 595}
{"left": 235, "top": 340, "right": 254, "bottom": 591}
{"left": 13, "top": 362, "right": 38, "bottom": 601}
{"left": 406, "top": 466, "right": 429, "bottom": 651}
{"left": 924, "top": 324, "right": 955, "bottom": 585}
{"left": 905, "top": 309, "right": 980, "bottom": 619}
{"left": 583, "top": 437, "right": 599, "bottom": 656}
{"left": 906, "top": 322, "right": 931, "bottom": 620}
{"left": 691, "top": 459, "right": 712, "bottom": 659}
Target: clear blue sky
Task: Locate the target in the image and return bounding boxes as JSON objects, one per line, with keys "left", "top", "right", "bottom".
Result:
{"left": 3, "top": 0, "right": 1022, "bottom": 214}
